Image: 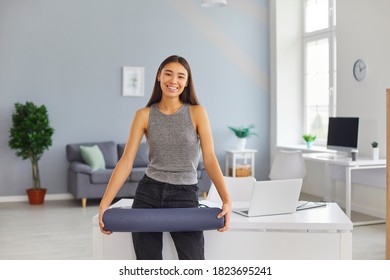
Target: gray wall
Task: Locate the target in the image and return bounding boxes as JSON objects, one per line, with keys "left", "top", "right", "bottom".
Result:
{"left": 0, "top": 0, "right": 269, "bottom": 197}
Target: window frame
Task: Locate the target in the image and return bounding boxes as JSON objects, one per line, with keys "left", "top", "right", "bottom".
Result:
{"left": 302, "top": 0, "right": 336, "bottom": 146}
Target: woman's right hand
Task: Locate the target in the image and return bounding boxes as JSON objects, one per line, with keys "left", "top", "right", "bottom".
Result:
{"left": 217, "top": 200, "right": 231, "bottom": 232}
{"left": 99, "top": 207, "right": 112, "bottom": 235}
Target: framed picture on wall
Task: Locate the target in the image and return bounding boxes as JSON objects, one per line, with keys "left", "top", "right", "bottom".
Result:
{"left": 122, "top": 66, "right": 145, "bottom": 97}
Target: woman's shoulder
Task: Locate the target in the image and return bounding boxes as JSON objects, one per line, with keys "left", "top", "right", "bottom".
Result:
{"left": 189, "top": 105, "right": 208, "bottom": 123}
{"left": 136, "top": 107, "right": 150, "bottom": 115}
{"left": 189, "top": 104, "right": 207, "bottom": 114}
{"left": 133, "top": 107, "right": 150, "bottom": 121}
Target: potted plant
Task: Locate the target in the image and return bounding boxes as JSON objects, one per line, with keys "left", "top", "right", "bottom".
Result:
{"left": 228, "top": 125, "right": 257, "bottom": 150}
{"left": 303, "top": 134, "right": 316, "bottom": 149}
{"left": 8, "top": 102, "right": 54, "bottom": 205}
{"left": 371, "top": 141, "right": 379, "bottom": 160}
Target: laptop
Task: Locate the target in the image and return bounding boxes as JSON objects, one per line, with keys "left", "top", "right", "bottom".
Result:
{"left": 233, "top": 179, "right": 303, "bottom": 217}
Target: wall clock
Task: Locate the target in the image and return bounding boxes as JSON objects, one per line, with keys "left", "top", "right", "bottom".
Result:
{"left": 353, "top": 59, "right": 367, "bottom": 81}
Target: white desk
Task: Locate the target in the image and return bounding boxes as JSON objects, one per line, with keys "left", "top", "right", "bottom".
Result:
{"left": 303, "top": 153, "right": 386, "bottom": 225}
{"left": 92, "top": 199, "right": 352, "bottom": 260}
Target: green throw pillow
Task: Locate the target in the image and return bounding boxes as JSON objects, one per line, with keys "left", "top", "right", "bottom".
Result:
{"left": 80, "top": 145, "right": 106, "bottom": 172}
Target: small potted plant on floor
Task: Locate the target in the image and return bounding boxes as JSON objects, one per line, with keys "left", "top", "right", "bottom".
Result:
{"left": 303, "top": 134, "right": 316, "bottom": 149}
{"left": 228, "top": 124, "right": 257, "bottom": 150}
{"left": 8, "top": 101, "right": 55, "bottom": 205}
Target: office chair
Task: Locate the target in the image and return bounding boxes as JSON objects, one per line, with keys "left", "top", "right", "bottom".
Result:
{"left": 206, "top": 176, "right": 256, "bottom": 203}
{"left": 269, "top": 150, "right": 306, "bottom": 180}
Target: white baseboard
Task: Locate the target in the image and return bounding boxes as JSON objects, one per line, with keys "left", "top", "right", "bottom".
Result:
{"left": 336, "top": 200, "right": 386, "bottom": 219}
{"left": 352, "top": 204, "right": 386, "bottom": 219}
{"left": 0, "top": 193, "right": 73, "bottom": 203}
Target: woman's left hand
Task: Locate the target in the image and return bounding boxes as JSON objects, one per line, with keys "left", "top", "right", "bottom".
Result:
{"left": 217, "top": 201, "right": 232, "bottom": 232}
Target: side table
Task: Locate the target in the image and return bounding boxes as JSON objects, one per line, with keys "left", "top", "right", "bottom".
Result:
{"left": 225, "top": 149, "right": 257, "bottom": 177}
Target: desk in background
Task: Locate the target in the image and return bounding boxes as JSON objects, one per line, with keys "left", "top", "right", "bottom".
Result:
{"left": 303, "top": 152, "right": 386, "bottom": 225}
{"left": 92, "top": 199, "right": 352, "bottom": 260}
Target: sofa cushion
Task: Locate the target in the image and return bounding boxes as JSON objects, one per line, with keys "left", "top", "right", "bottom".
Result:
{"left": 129, "top": 167, "right": 147, "bottom": 182}
{"left": 134, "top": 143, "right": 149, "bottom": 167}
{"left": 66, "top": 141, "right": 118, "bottom": 168}
{"left": 69, "top": 161, "right": 93, "bottom": 174}
{"left": 90, "top": 169, "right": 112, "bottom": 184}
{"left": 117, "top": 142, "right": 149, "bottom": 167}
{"left": 80, "top": 145, "right": 106, "bottom": 172}
{"left": 117, "top": 144, "right": 126, "bottom": 158}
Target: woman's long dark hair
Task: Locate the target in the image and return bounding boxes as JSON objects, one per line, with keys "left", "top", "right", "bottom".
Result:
{"left": 146, "top": 55, "right": 200, "bottom": 107}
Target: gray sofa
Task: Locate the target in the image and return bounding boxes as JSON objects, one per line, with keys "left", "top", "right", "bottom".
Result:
{"left": 66, "top": 141, "right": 212, "bottom": 207}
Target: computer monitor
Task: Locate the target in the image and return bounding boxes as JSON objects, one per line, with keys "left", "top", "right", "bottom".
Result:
{"left": 327, "top": 117, "right": 359, "bottom": 153}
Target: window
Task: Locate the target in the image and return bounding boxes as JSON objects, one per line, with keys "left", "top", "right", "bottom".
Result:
{"left": 303, "top": 0, "right": 336, "bottom": 144}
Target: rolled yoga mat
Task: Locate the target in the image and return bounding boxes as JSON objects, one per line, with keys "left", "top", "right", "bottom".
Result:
{"left": 103, "top": 207, "right": 225, "bottom": 232}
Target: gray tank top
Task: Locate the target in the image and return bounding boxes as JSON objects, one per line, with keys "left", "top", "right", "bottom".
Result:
{"left": 145, "top": 103, "right": 200, "bottom": 185}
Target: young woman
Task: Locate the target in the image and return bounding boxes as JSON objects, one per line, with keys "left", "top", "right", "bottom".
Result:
{"left": 98, "top": 55, "right": 231, "bottom": 260}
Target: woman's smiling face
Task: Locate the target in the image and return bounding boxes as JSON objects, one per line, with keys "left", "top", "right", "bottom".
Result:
{"left": 158, "top": 62, "right": 188, "bottom": 98}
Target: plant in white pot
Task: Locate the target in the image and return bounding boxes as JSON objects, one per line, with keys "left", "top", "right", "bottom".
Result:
{"left": 8, "top": 102, "right": 55, "bottom": 205}
{"left": 303, "top": 134, "right": 316, "bottom": 149}
{"left": 228, "top": 125, "right": 257, "bottom": 150}
{"left": 371, "top": 141, "right": 379, "bottom": 160}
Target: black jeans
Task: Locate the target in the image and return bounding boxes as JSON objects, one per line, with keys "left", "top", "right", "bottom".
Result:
{"left": 131, "top": 175, "right": 205, "bottom": 260}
